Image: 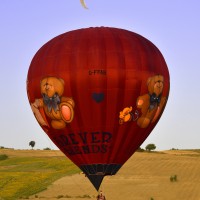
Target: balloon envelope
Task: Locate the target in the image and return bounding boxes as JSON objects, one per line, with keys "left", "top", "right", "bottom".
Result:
{"left": 27, "top": 27, "right": 170, "bottom": 190}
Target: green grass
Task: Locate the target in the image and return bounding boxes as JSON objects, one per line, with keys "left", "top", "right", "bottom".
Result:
{"left": 0, "top": 154, "right": 80, "bottom": 200}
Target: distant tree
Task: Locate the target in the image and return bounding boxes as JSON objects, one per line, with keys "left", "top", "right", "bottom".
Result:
{"left": 145, "top": 143, "right": 156, "bottom": 152}
{"left": 29, "top": 141, "right": 35, "bottom": 150}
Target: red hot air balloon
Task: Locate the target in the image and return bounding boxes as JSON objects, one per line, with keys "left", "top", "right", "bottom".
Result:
{"left": 27, "top": 27, "right": 170, "bottom": 190}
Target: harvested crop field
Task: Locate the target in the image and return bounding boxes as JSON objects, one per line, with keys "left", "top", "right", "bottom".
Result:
{"left": 1, "top": 149, "right": 200, "bottom": 200}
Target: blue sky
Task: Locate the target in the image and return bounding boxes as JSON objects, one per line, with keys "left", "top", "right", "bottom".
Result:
{"left": 0, "top": 0, "right": 200, "bottom": 150}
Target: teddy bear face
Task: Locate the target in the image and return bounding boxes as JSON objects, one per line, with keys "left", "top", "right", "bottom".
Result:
{"left": 40, "top": 77, "right": 64, "bottom": 98}
{"left": 147, "top": 75, "right": 164, "bottom": 96}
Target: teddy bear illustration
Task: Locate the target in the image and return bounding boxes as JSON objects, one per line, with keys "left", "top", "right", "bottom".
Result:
{"left": 136, "top": 74, "right": 166, "bottom": 128}
{"left": 119, "top": 74, "right": 166, "bottom": 128}
{"left": 31, "top": 76, "right": 75, "bottom": 129}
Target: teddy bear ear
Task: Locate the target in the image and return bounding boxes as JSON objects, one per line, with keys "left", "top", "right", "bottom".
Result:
{"left": 159, "top": 75, "right": 164, "bottom": 82}
{"left": 59, "top": 78, "right": 65, "bottom": 86}
{"left": 147, "top": 77, "right": 152, "bottom": 86}
{"left": 40, "top": 77, "right": 47, "bottom": 84}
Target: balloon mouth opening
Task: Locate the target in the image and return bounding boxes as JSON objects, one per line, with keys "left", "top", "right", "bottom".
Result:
{"left": 80, "top": 163, "right": 122, "bottom": 190}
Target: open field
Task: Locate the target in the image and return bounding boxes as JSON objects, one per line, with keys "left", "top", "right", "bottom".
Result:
{"left": 0, "top": 149, "right": 80, "bottom": 200}
{"left": 1, "top": 149, "right": 200, "bottom": 200}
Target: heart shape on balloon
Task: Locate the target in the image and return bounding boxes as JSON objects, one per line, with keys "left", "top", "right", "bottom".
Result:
{"left": 92, "top": 92, "right": 105, "bottom": 103}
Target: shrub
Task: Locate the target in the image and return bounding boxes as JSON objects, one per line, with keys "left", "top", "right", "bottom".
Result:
{"left": 65, "top": 195, "right": 72, "bottom": 198}
{"left": 76, "top": 194, "right": 91, "bottom": 198}
{"left": 137, "top": 147, "right": 145, "bottom": 152}
{"left": 0, "top": 154, "right": 8, "bottom": 161}
{"left": 43, "top": 147, "right": 51, "bottom": 150}
{"left": 170, "top": 175, "right": 177, "bottom": 182}
{"left": 57, "top": 195, "right": 64, "bottom": 199}
{"left": 81, "top": 194, "right": 91, "bottom": 198}
{"left": 171, "top": 148, "right": 179, "bottom": 150}
{"left": 174, "top": 175, "right": 177, "bottom": 181}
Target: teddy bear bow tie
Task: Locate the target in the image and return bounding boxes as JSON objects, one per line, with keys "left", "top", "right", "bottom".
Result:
{"left": 42, "top": 93, "right": 61, "bottom": 112}
{"left": 149, "top": 93, "right": 161, "bottom": 110}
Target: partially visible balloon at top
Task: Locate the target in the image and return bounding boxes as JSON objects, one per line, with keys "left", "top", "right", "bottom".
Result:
{"left": 80, "top": 0, "right": 88, "bottom": 9}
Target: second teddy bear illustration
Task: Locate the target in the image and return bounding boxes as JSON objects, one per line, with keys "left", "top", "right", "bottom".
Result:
{"left": 119, "top": 75, "right": 166, "bottom": 128}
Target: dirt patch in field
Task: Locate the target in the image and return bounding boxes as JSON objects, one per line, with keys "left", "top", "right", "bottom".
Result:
{"left": 21, "top": 151, "right": 200, "bottom": 200}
